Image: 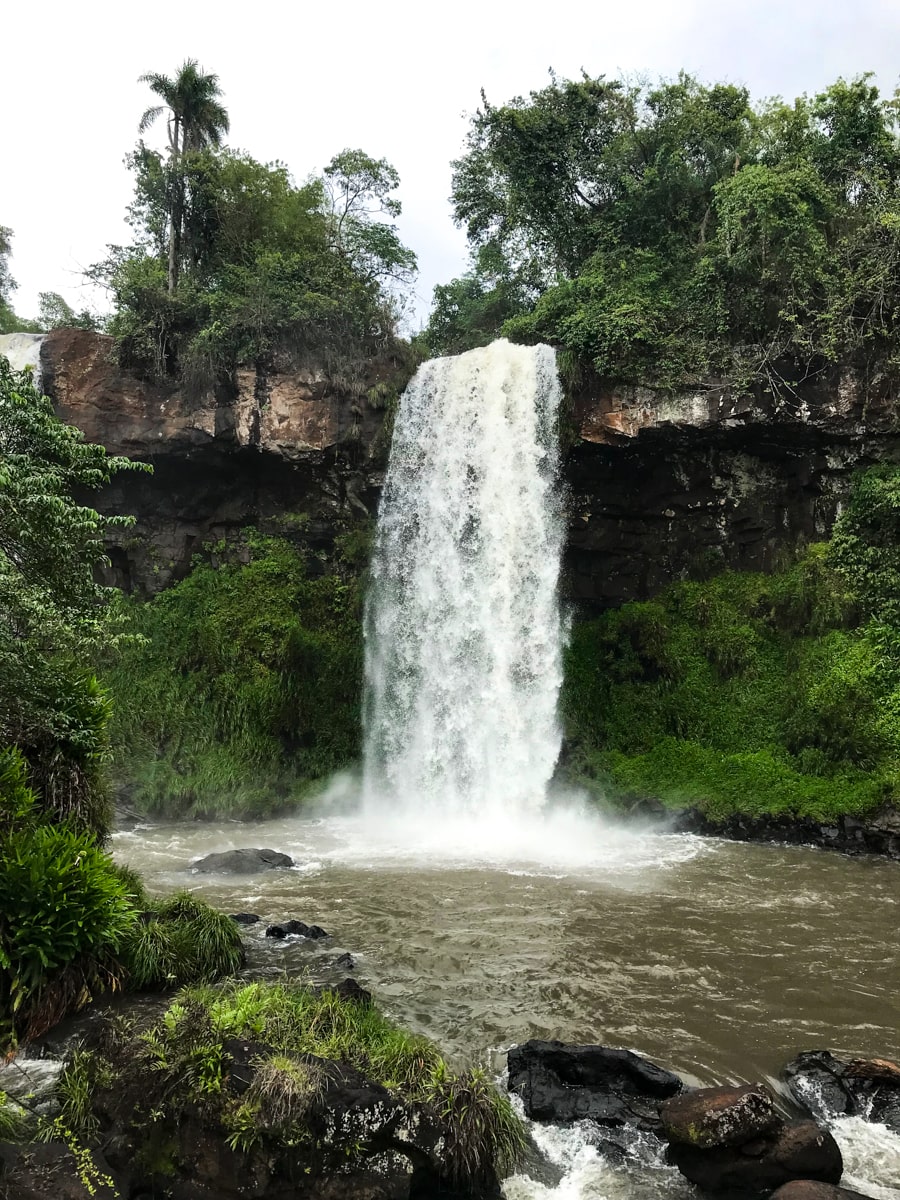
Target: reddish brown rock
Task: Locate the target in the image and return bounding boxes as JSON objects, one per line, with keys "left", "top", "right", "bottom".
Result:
{"left": 769, "top": 1183, "right": 872, "bottom": 1200}
{"left": 661, "top": 1084, "right": 781, "bottom": 1149}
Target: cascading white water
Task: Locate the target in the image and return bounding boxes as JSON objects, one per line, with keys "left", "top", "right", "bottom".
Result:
{"left": 0, "top": 332, "right": 45, "bottom": 391}
{"left": 362, "top": 339, "right": 566, "bottom": 816}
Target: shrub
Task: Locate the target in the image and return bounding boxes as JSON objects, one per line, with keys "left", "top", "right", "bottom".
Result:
{"left": 119, "top": 892, "right": 244, "bottom": 990}
{"left": 0, "top": 748, "right": 136, "bottom": 1047}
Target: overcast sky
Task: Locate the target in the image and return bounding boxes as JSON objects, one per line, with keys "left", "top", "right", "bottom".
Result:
{"left": 4, "top": 0, "right": 900, "bottom": 327}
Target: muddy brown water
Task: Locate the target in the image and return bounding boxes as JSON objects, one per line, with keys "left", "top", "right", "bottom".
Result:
{"left": 110, "top": 808, "right": 900, "bottom": 1198}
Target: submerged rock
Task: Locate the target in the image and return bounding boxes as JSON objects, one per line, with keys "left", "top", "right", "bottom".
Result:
{"left": 507, "top": 1039, "right": 682, "bottom": 1130}
{"left": 784, "top": 1050, "right": 900, "bottom": 1134}
{"left": 661, "top": 1084, "right": 781, "bottom": 1148}
{"left": 228, "top": 912, "right": 260, "bottom": 925}
{"left": 667, "top": 1119, "right": 843, "bottom": 1196}
{"left": 265, "top": 920, "right": 330, "bottom": 940}
{"left": 191, "top": 848, "right": 294, "bottom": 873}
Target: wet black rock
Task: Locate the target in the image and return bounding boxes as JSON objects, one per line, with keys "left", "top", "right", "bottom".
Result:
{"left": 769, "top": 1183, "right": 873, "bottom": 1200}
{"left": 784, "top": 1050, "right": 900, "bottom": 1134}
{"left": 331, "top": 978, "right": 373, "bottom": 1007}
{"left": 335, "top": 952, "right": 356, "bottom": 970}
{"left": 668, "top": 1119, "right": 843, "bottom": 1197}
{"left": 661, "top": 1084, "right": 782, "bottom": 1149}
{"left": 507, "top": 1040, "right": 682, "bottom": 1130}
{"left": 191, "top": 848, "right": 294, "bottom": 873}
{"left": 665, "top": 806, "right": 900, "bottom": 863}
{"left": 228, "top": 912, "right": 260, "bottom": 925}
{"left": 0, "top": 1141, "right": 124, "bottom": 1200}
{"left": 265, "top": 920, "right": 330, "bottom": 940}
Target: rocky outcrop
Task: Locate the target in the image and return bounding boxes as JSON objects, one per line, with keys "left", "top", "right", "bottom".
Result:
{"left": 567, "top": 369, "right": 900, "bottom": 607}
{"left": 660, "top": 1085, "right": 842, "bottom": 1197}
{"left": 506, "top": 1039, "right": 682, "bottom": 1130}
{"left": 659, "top": 804, "right": 900, "bottom": 862}
{"left": 28, "top": 331, "right": 900, "bottom": 607}
{"left": 39, "top": 329, "right": 398, "bottom": 593}
{"left": 784, "top": 1050, "right": 900, "bottom": 1134}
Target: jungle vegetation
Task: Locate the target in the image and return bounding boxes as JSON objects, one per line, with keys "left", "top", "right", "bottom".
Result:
{"left": 425, "top": 72, "right": 900, "bottom": 398}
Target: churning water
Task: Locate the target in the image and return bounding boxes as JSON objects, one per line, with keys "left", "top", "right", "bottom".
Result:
{"left": 362, "top": 340, "right": 566, "bottom": 817}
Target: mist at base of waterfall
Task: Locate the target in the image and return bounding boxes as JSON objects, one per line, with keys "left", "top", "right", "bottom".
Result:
{"left": 311, "top": 773, "right": 705, "bottom": 876}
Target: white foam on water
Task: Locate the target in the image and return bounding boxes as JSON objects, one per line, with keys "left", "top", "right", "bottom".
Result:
{"left": 832, "top": 1115, "right": 900, "bottom": 1198}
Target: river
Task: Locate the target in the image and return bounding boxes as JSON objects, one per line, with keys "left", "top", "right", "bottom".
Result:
{"left": 112, "top": 804, "right": 900, "bottom": 1199}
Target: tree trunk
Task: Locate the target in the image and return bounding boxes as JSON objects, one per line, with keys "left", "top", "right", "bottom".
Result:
{"left": 167, "top": 118, "right": 181, "bottom": 296}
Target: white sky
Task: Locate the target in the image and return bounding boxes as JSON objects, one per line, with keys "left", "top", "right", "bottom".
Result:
{"left": 3, "top": 0, "right": 900, "bottom": 327}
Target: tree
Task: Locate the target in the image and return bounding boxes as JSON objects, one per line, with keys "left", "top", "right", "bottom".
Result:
{"left": 323, "top": 149, "right": 417, "bottom": 288}
{"left": 37, "top": 291, "right": 100, "bottom": 331}
{"left": 0, "top": 357, "right": 147, "bottom": 829}
{"left": 138, "top": 59, "right": 230, "bottom": 294}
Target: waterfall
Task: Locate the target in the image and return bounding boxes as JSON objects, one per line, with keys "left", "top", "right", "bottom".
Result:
{"left": 0, "top": 332, "right": 45, "bottom": 392}
{"left": 362, "top": 339, "right": 566, "bottom": 816}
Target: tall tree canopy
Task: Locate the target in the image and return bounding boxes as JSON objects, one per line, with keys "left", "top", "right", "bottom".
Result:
{"left": 426, "top": 72, "right": 900, "bottom": 393}
{"left": 93, "top": 64, "right": 415, "bottom": 386}
{"left": 138, "top": 59, "right": 230, "bottom": 294}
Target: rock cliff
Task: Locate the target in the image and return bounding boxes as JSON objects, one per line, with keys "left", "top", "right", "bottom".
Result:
{"left": 38, "top": 329, "right": 392, "bottom": 592}
{"left": 27, "top": 331, "right": 900, "bottom": 604}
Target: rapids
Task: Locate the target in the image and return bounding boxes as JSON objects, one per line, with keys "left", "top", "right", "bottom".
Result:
{"left": 112, "top": 814, "right": 900, "bottom": 1199}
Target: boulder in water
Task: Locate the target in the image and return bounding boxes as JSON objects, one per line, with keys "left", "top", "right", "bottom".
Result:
{"left": 507, "top": 1039, "right": 682, "bottom": 1130}
{"left": 265, "top": 920, "right": 330, "bottom": 940}
{"left": 661, "top": 1084, "right": 781, "bottom": 1148}
{"left": 191, "top": 848, "right": 293, "bottom": 873}
{"left": 667, "top": 1119, "right": 843, "bottom": 1196}
{"left": 784, "top": 1050, "right": 900, "bottom": 1134}
{"left": 228, "top": 912, "right": 260, "bottom": 925}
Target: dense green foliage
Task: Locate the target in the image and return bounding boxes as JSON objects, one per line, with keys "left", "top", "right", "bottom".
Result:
{"left": 0, "top": 226, "right": 40, "bottom": 333}
{"left": 58, "top": 980, "right": 525, "bottom": 1184}
{"left": 91, "top": 63, "right": 416, "bottom": 389}
{"left": 119, "top": 891, "right": 244, "bottom": 990}
{"left": 428, "top": 72, "right": 900, "bottom": 393}
{"left": 0, "top": 358, "right": 146, "bottom": 830}
{"left": 104, "top": 535, "right": 363, "bottom": 817}
{"left": 563, "top": 473, "right": 900, "bottom": 820}
{"left": 0, "top": 749, "right": 135, "bottom": 1046}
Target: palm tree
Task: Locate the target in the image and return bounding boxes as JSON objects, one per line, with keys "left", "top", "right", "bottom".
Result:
{"left": 138, "top": 60, "right": 229, "bottom": 294}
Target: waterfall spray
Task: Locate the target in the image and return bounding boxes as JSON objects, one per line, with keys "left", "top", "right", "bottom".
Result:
{"left": 362, "top": 339, "right": 566, "bottom": 815}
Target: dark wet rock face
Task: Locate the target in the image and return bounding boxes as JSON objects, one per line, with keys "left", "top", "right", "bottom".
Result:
{"left": 770, "top": 1183, "right": 873, "bottom": 1200}
{"left": 0, "top": 1142, "right": 123, "bottom": 1200}
{"left": 661, "top": 1084, "right": 781, "bottom": 1149}
{"left": 507, "top": 1040, "right": 682, "bottom": 1130}
{"left": 191, "top": 848, "right": 294, "bottom": 873}
{"left": 667, "top": 1119, "right": 843, "bottom": 1197}
{"left": 784, "top": 1050, "right": 900, "bottom": 1134}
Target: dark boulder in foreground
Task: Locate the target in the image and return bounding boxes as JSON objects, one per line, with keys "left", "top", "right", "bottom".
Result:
{"left": 784, "top": 1050, "right": 900, "bottom": 1134}
{"left": 0, "top": 1141, "right": 123, "bottom": 1199}
{"left": 661, "top": 1084, "right": 781, "bottom": 1148}
{"left": 191, "top": 848, "right": 294, "bottom": 873}
{"left": 770, "top": 1182, "right": 873, "bottom": 1200}
{"left": 507, "top": 1040, "right": 682, "bottom": 1130}
{"left": 668, "top": 1119, "right": 843, "bottom": 1196}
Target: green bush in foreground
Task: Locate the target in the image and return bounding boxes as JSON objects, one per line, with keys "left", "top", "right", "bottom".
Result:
{"left": 119, "top": 892, "right": 244, "bottom": 990}
{"left": 0, "top": 748, "right": 136, "bottom": 1047}
{"left": 56, "top": 981, "right": 525, "bottom": 1187}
